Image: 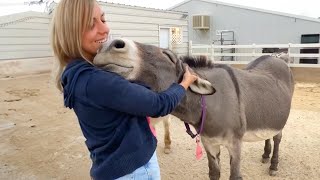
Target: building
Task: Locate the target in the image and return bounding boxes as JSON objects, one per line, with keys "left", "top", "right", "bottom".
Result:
{"left": 0, "top": 11, "right": 51, "bottom": 60}
{"left": 97, "top": 2, "right": 189, "bottom": 57}
{"left": 170, "top": 0, "right": 320, "bottom": 63}
{"left": 170, "top": 0, "right": 320, "bottom": 45}
{"left": 0, "top": 2, "right": 189, "bottom": 61}
{"left": 1, "top": 0, "right": 320, "bottom": 63}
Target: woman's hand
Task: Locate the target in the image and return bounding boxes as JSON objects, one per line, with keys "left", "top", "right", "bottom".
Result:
{"left": 180, "top": 65, "right": 198, "bottom": 90}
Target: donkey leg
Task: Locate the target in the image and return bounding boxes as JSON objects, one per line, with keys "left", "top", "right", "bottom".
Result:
{"left": 261, "top": 139, "right": 272, "bottom": 163}
{"left": 269, "top": 131, "right": 282, "bottom": 176}
{"left": 226, "top": 139, "right": 243, "bottom": 180}
{"left": 163, "top": 116, "right": 171, "bottom": 154}
{"left": 202, "top": 137, "right": 221, "bottom": 180}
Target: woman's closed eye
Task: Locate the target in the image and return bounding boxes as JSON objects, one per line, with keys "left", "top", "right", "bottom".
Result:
{"left": 101, "top": 13, "right": 106, "bottom": 23}
{"left": 90, "top": 19, "right": 106, "bottom": 29}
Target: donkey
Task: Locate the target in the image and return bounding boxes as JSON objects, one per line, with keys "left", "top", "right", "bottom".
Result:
{"left": 93, "top": 38, "right": 295, "bottom": 180}
{"left": 149, "top": 115, "right": 172, "bottom": 154}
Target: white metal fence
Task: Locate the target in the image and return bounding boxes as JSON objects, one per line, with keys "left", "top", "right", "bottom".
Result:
{"left": 189, "top": 41, "right": 320, "bottom": 64}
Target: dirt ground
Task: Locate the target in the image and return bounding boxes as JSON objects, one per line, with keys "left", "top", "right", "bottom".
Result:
{"left": 0, "top": 73, "right": 320, "bottom": 180}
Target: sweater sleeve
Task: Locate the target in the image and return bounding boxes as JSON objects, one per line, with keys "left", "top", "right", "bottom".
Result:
{"left": 85, "top": 70, "right": 186, "bottom": 117}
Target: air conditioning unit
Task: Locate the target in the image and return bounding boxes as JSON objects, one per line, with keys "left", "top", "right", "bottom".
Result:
{"left": 192, "top": 15, "right": 210, "bottom": 30}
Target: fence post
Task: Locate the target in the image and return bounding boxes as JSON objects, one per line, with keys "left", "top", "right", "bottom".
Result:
{"left": 252, "top": 43, "right": 256, "bottom": 61}
{"left": 211, "top": 44, "right": 215, "bottom": 61}
{"left": 288, "top": 43, "right": 292, "bottom": 64}
{"left": 189, "top": 40, "right": 192, "bottom": 56}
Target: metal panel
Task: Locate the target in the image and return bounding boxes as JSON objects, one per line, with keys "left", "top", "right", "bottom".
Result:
{"left": 109, "top": 22, "right": 158, "bottom": 30}
{"left": 0, "top": 44, "right": 51, "bottom": 52}
{"left": 0, "top": 29, "right": 49, "bottom": 37}
{"left": 111, "top": 29, "right": 158, "bottom": 37}
{"left": 0, "top": 37, "right": 49, "bottom": 45}
{"left": 121, "top": 36, "right": 159, "bottom": 44}
{"left": 107, "top": 14, "right": 188, "bottom": 26}
{"left": 1, "top": 23, "right": 49, "bottom": 30}
{"left": 25, "top": 18, "right": 50, "bottom": 24}
{"left": 0, "top": 50, "right": 52, "bottom": 60}
{"left": 173, "top": 0, "right": 320, "bottom": 45}
{"left": 0, "top": 3, "right": 189, "bottom": 60}
{"left": 101, "top": 4, "right": 185, "bottom": 19}
{"left": 172, "top": 42, "right": 189, "bottom": 55}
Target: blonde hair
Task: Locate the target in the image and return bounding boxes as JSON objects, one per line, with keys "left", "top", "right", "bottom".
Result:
{"left": 50, "top": 0, "right": 96, "bottom": 91}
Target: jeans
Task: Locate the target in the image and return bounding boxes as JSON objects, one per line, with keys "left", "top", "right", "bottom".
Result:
{"left": 116, "top": 152, "right": 161, "bottom": 180}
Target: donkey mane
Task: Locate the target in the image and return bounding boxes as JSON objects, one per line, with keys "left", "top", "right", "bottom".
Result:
{"left": 180, "top": 55, "right": 214, "bottom": 68}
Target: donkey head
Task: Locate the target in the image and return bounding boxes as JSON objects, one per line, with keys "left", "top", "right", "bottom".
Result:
{"left": 93, "top": 38, "right": 215, "bottom": 95}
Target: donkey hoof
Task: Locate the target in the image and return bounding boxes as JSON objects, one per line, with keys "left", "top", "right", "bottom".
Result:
{"left": 229, "top": 176, "right": 243, "bottom": 180}
{"left": 269, "top": 170, "right": 277, "bottom": 176}
{"left": 261, "top": 158, "right": 269, "bottom": 164}
{"left": 164, "top": 148, "right": 171, "bottom": 154}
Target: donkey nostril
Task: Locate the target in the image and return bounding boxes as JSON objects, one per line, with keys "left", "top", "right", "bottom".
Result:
{"left": 114, "top": 40, "right": 125, "bottom": 49}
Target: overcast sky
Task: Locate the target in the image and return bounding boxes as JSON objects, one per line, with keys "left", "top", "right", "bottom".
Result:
{"left": 0, "top": 0, "right": 319, "bottom": 19}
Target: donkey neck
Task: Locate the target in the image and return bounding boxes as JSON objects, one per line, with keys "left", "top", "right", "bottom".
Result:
{"left": 171, "top": 90, "right": 203, "bottom": 129}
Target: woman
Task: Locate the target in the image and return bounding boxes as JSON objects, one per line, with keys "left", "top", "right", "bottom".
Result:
{"left": 50, "top": 0, "right": 197, "bottom": 179}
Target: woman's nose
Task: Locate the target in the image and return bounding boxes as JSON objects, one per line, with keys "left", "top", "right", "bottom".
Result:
{"left": 104, "top": 23, "right": 110, "bottom": 36}
{"left": 98, "top": 21, "right": 109, "bottom": 36}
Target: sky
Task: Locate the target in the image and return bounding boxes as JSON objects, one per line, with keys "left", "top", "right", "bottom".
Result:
{"left": 0, "top": 0, "right": 319, "bottom": 19}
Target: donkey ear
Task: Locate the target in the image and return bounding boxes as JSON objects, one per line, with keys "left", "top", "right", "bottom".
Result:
{"left": 189, "top": 78, "right": 216, "bottom": 95}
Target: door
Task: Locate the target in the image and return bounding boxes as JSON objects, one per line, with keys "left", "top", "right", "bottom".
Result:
{"left": 159, "top": 28, "right": 170, "bottom": 49}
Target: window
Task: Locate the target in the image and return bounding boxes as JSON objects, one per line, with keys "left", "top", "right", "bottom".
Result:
{"left": 301, "top": 34, "right": 320, "bottom": 43}
{"left": 300, "top": 34, "right": 319, "bottom": 64}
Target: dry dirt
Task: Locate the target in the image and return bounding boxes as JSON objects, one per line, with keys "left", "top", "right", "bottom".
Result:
{"left": 0, "top": 73, "right": 319, "bottom": 180}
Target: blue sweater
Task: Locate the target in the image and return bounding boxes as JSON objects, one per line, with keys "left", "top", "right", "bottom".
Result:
{"left": 61, "top": 59, "right": 186, "bottom": 180}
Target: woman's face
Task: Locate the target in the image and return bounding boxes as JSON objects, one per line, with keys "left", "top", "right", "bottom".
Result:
{"left": 82, "top": 3, "right": 110, "bottom": 61}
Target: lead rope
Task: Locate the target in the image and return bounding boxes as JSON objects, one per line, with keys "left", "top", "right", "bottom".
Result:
{"left": 184, "top": 96, "right": 206, "bottom": 160}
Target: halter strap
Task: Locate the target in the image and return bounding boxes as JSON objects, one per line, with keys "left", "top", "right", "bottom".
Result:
{"left": 184, "top": 95, "right": 207, "bottom": 138}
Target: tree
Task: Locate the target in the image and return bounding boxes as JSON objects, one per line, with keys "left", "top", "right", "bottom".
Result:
{"left": 24, "top": 0, "right": 54, "bottom": 13}
{"left": 24, "top": 0, "right": 45, "bottom": 6}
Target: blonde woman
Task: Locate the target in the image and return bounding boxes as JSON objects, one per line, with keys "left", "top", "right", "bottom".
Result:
{"left": 50, "top": 0, "right": 197, "bottom": 179}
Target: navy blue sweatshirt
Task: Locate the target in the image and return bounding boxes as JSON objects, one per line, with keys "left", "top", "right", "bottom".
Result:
{"left": 61, "top": 59, "right": 186, "bottom": 180}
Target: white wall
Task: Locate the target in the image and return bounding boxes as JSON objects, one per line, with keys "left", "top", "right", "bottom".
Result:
{"left": 173, "top": 0, "right": 320, "bottom": 45}
{"left": 0, "top": 11, "right": 52, "bottom": 60}
{"left": 0, "top": 3, "right": 189, "bottom": 61}
{"left": 100, "top": 2, "right": 189, "bottom": 56}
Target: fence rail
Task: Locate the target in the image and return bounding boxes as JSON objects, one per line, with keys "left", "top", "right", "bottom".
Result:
{"left": 189, "top": 41, "right": 320, "bottom": 64}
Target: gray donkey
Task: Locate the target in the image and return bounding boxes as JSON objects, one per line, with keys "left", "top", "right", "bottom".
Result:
{"left": 93, "top": 38, "right": 295, "bottom": 180}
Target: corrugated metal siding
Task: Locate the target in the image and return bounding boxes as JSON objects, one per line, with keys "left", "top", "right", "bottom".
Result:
{"left": 0, "top": 11, "right": 51, "bottom": 60}
{"left": 101, "top": 3, "right": 189, "bottom": 54}
{"left": 0, "top": 3, "right": 189, "bottom": 60}
{"left": 1, "top": 22, "right": 49, "bottom": 29}
{"left": 172, "top": 42, "right": 189, "bottom": 56}
{"left": 103, "top": 4, "right": 185, "bottom": 19}
{"left": 107, "top": 14, "right": 188, "bottom": 26}
{"left": 172, "top": 0, "right": 320, "bottom": 45}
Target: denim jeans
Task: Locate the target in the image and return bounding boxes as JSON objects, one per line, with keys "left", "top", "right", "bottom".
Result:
{"left": 116, "top": 152, "right": 161, "bottom": 180}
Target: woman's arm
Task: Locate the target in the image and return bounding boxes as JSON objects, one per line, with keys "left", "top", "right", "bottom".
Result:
{"left": 85, "top": 67, "right": 197, "bottom": 117}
